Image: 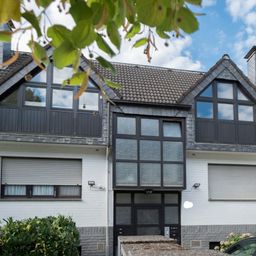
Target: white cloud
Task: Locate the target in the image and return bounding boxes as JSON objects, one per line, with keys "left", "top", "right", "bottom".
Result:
{"left": 107, "top": 35, "right": 203, "bottom": 71}
{"left": 202, "top": 0, "right": 217, "bottom": 7}
{"left": 226, "top": 0, "right": 256, "bottom": 69}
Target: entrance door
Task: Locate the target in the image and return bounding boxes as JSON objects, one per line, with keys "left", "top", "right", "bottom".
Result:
{"left": 114, "top": 192, "right": 181, "bottom": 247}
{"left": 135, "top": 205, "right": 162, "bottom": 235}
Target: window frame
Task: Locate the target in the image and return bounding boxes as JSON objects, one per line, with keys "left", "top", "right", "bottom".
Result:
{"left": 1, "top": 184, "right": 82, "bottom": 199}
{"left": 113, "top": 114, "right": 186, "bottom": 190}
{"left": 196, "top": 80, "right": 255, "bottom": 123}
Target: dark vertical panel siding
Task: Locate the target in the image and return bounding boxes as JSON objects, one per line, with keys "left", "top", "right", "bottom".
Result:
{"left": 76, "top": 112, "right": 102, "bottom": 137}
{"left": 50, "top": 111, "right": 74, "bottom": 135}
{"left": 0, "top": 108, "right": 18, "bottom": 132}
{"left": 21, "top": 109, "right": 47, "bottom": 133}
{"left": 218, "top": 122, "right": 236, "bottom": 144}
{"left": 238, "top": 124, "right": 256, "bottom": 145}
{"left": 196, "top": 120, "right": 215, "bottom": 142}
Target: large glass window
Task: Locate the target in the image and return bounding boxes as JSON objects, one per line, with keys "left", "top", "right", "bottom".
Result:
{"left": 196, "top": 102, "right": 213, "bottom": 119}
{"left": 79, "top": 92, "right": 99, "bottom": 111}
{"left": 141, "top": 119, "right": 159, "bottom": 136}
{"left": 117, "top": 117, "right": 136, "bottom": 135}
{"left": 238, "top": 105, "right": 253, "bottom": 121}
{"left": 218, "top": 103, "right": 234, "bottom": 120}
{"left": 52, "top": 89, "right": 73, "bottom": 109}
{"left": 25, "top": 87, "right": 46, "bottom": 107}
{"left": 217, "top": 83, "right": 233, "bottom": 99}
{"left": 31, "top": 71, "right": 47, "bottom": 83}
{"left": 114, "top": 116, "right": 185, "bottom": 188}
{"left": 53, "top": 67, "right": 73, "bottom": 84}
{"left": 196, "top": 81, "right": 254, "bottom": 122}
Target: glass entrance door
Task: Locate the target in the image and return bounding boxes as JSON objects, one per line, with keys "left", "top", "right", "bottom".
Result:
{"left": 135, "top": 205, "right": 162, "bottom": 235}
{"left": 114, "top": 192, "right": 181, "bottom": 247}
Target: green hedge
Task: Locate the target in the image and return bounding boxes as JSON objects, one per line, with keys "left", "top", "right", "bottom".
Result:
{"left": 0, "top": 215, "right": 80, "bottom": 256}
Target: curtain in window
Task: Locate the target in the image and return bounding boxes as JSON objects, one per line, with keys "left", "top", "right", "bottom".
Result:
{"left": 4, "top": 185, "right": 26, "bottom": 196}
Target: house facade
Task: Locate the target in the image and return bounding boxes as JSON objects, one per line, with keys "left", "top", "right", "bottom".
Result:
{"left": 1, "top": 34, "right": 256, "bottom": 255}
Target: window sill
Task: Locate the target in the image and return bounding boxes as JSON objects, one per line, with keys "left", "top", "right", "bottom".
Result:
{"left": 0, "top": 198, "right": 82, "bottom": 202}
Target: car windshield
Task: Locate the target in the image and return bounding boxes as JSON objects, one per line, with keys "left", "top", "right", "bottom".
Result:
{"left": 226, "top": 240, "right": 256, "bottom": 256}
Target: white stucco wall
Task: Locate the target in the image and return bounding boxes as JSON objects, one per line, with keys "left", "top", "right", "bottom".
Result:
{"left": 182, "top": 150, "right": 256, "bottom": 226}
{"left": 0, "top": 142, "right": 112, "bottom": 228}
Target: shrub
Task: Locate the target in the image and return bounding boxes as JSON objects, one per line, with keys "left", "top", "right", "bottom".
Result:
{"left": 214, "top": 232, "right": 253, "bottom": 252}
{"left": 0, "top": 215, "right": 80, "bottom": 256}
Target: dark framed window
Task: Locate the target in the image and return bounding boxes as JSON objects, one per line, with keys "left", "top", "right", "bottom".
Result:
{"left": 196, "top": 80, "right": 254, "bottom": 122}
{"left": 195, "top": 80, "right": 255, "bottom": 144}
{"left": 113, "top": 115, "right": 185, "bottom": 189}
{"left": 24, "top": 86, "right": 46, "bottom": 107}
{"left": 1, "top": 184, "right": 82, "bottom": 199}
{"left": 52, "top": 89, "right": 73, "bottom": 109}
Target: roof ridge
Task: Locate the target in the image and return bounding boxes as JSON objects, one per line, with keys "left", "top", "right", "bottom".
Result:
{"left": 92, "top": 59, "right": 205, "bottom": 74}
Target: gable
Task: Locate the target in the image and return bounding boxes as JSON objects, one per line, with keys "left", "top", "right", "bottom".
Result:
{"left": 180, "top": 55, "right": 256, "bottom": 105}
{"left": 0, "top": 49, "right": 118, "bottom": 100}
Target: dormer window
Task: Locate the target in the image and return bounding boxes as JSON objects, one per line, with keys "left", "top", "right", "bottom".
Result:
{"left": 196, "top": 80, "right": 255, "bottom": 144}
{"left": 196, "top": 81, "right": 254, "bottom": 122}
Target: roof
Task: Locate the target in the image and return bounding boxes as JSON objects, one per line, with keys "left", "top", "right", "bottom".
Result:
{"left": 244, "top": 46, "right": 256, "bottom": 59}
{"left": 92, "top": 61, "right": 204, "bottom": 104}
{"left": 0, "top": 53, "right": 32, "bottom": 85}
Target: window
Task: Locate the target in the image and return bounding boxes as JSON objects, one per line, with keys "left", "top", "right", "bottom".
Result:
{"left": 25, "top": 87, "right": 46, "bottom": 107}
{"left": 1, "top": 157, "right": 82, "bottom": 199}
{"left": 53, "top": 67, "right": 73, "bottom": 84}
{"left": 196, "top": 102, "right": 213, "bottom": 119}
{"left": 79, "top": 92, "right": 99, "bottom": 111}
{"left": 209, "top": 165, "right": 256, "bottom": 200}
{"left": 141, "top": 119, "right": 159, "bottom": 136}
{"left": 114, "top": 116, "right": 185, "bottom": 188}
{"left": 52, "top": 89, "right": 73, "bottom": 109}
{"left": 218, "top": 103, "right": 234, "bottom": 120}
{"left": 196, "top": 81, "right": 254, "bottom": 121}
{"left": 31, "top": 71, "right": 47, "bottom": 83}
{"left": 163, "top": 122, "right": 182, "bottom": 137}
{"left": 117, "top": 117, "right": 136, "bottom": 135}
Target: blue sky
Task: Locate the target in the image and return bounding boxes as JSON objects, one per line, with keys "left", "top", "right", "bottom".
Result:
{"left": 15, "top": 0, "right": 256, "bottom": 73}
{"left": 112, "top": 0, "right": 256, "bottom": 73}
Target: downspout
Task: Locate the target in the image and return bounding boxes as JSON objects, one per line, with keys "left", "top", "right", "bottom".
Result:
{"left": 105, "top": 101, "right": 110, "bottom": 256}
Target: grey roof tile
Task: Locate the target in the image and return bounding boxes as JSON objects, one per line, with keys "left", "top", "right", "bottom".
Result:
{"left": 92, "top": 61, "right": 204, "bottom": 104}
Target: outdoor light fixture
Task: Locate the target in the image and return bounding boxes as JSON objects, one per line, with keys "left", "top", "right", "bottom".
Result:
{"left": 192, "top": 183, "right": 200, "bottom": 189}
{"left": 88, "top": 181, "right": 96, "bottom": 187}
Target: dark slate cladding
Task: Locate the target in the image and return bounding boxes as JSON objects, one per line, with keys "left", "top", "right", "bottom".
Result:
{"left": 92, "top": 61, "right": 204, "bottom": 104}
{"left": 0, "top": 52, "right": 32, "bottom": 84}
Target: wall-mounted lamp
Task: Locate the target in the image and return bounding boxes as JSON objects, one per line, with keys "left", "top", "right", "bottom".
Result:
{"left": 88, "top": 181, "right": 96, "bottom": 187}
{"left": 192, "top": 183, "right": 200, "bottom": 189}
{"left": 88, "top": 180, "right": 105, "bottom": 191}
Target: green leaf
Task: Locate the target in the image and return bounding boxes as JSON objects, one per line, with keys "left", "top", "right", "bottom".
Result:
{"left": 96, "top": 56, "right": 116, "bottom": 74}
{"left": 62, "top": 72, "right": 87, "bottom": 86}
{"left": 35, "top": 0, "right": 52, "bottom": 8}
{"left": 28, "top": 40, "right": 49, "bottom": 67}
{"left": 0, "top": 30, "right": 12, "bottom": 42}
{"left": 96, "top": 34, "right": 115, "bottom": 57}
{"left": 0, "top": 0, "right": 21, "bottom": 23}
{"left": 105, "top": 79, "right": 121, "bottom": 89}
{"left": 124, "top": 0, "right": 135, "bottom": 23}
{"left": 185, "top": 0, "right": 202, "bottom": 6}
{"left": 136, "top": 0, "right": 166, "bottom": 27}
{"left": 177, "top": 7, "right": 199, "bottom": 34}
{"left": 69, "top": 1, "right": 92, "bottom": 23}
{"left": 47, "top": 25, "right": 72, "bottom": 47}
{"left": 132, "top": 37, "right": 148, "bottom": 48}
{"left": 107, "top": 21, "right": 121, "bottom": 50}
{"left": 53, "top": 41, "right": 79, "bottom": 69}
{"left": 156, "top": 29, "right": 170, "bottom": 39}
{"left": 22, "top": 11, "right": 42, "bottom": 37}
{"left": 125, "top": 23, "right": 140, "bottom": 39}
{"left": 71, "top": 20, "right": 96, "bottom": 49}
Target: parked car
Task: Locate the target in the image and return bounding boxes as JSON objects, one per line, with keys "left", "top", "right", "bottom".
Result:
{"left": 225, "top": 237, "right": 256, "bottom": 255}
